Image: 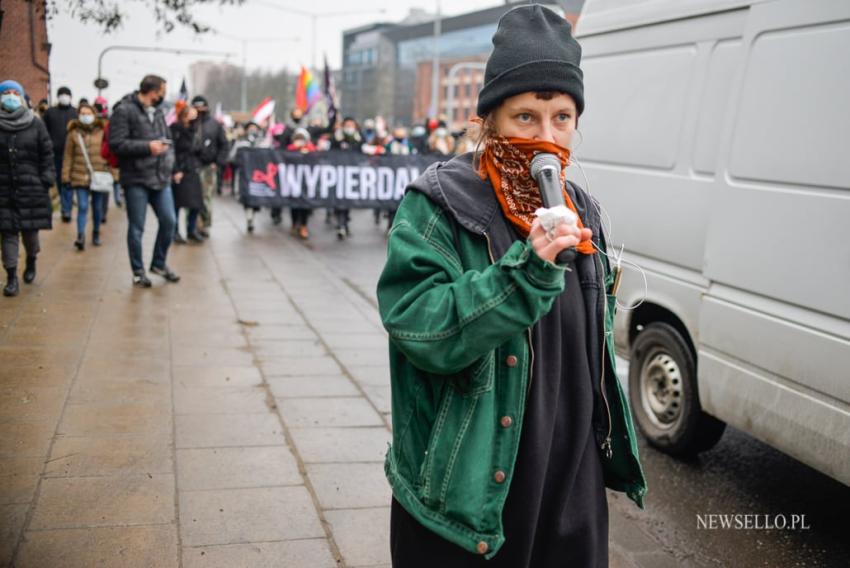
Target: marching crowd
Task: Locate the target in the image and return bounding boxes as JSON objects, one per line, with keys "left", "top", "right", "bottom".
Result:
{"left": 0, "top": 72, "right": 474, "bottom": 297}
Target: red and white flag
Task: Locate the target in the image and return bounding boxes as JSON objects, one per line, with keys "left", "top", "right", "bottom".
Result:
{"left": 252, "top": 97, "right": 276, "bottom": 126}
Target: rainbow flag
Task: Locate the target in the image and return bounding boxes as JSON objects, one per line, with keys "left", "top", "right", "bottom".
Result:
{"left": 295, "top": 66, "right": 322, "bottom": 112}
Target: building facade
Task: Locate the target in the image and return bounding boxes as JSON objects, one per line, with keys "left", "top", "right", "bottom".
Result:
{"left": 0, "top": 0, "right": 51, "bottom": 103}
{"left": 341, "top": 1, "right": 584, "bottom": 129}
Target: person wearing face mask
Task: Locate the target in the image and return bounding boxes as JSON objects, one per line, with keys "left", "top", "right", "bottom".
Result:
{"left": 190, "top": 95, "right": 228, "bottom": 238}
{"left": 170, "top": 103, "right": 205, "bottom": 244}
{"left": 329, "top": 117, "right": 363, "bottom": 239}
{"left": 42, "top": 86, "right": 78, "bottom": 223}
{"left": 285, "top": 128, "right": 316, "bottom": 240}
{"left": 228, "top": 121, "right": 270, "bottom": 234}
{"left": 378, "top": 6, "right": 647, "bottom": 566}
{"left": 109, "top": 74, "right": 179, "bottom": 288}
{"left": 62, "top": 102, "right": 110, "bottom": 250}
{"left": 0, "top": 80, "right": 55, "bottom": 297}
{"left": 427, "top": 123, "right": 455, "bottom": 155}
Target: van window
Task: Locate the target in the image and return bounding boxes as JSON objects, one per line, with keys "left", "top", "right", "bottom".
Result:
{"left": 579, "top": 45, "right": 696, "bottom": 169}
{"left": 693, "top": 40, "right": 742, "bottom": 175}
{"left": 728, "top": 23, "right": 850, "bottom": 189}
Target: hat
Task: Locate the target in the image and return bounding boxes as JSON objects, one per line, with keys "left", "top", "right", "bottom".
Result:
{"left": 293, "top": 127, "right": 310, "bottom": 141}
{"left": 191, "top": 95, "right": 208, "bottom": 107}
{"left": 476, "top": 5, "right": 584, "bottom": 117}
{"left": 57, "top": 86, "right": 72, "bottom": 96}
{"left": 0, "top": 80, "right": 25, "bottom": 99}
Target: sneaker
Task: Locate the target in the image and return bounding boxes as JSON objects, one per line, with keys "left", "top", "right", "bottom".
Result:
{"left": 92, "top": 232, "right": 102, "bottom": 247}
{"left": 133, "top": 272, "right": 152, "bottom": 288}
{"left": 336, "top": 228, "right": 346, "bottom": 241}
{"left": 187, "top": 232, "right": 204, "bottom": 244}
{"left": 247, "top": 219, "right": 254, "bottom": 234}
{"left": 196, "top": 228, "right": 210, "bottom": 239}
{"left": 173, "top": 233, "right": 187, "bottom": 245}
{"left": 61, "top": 214, "right": 72, "bottom": 223}
{"left": 150, "top": 265, "right": 180, "bottom": 283}
{"left": 298, "top": 225, "right": 309, "bottom": 240}
{"left": 74, "top": 235, "right": 85, "bottom": 251}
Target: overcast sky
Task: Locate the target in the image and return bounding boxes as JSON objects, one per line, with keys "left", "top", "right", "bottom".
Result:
{"left": 48, "top": 0, "right": 507, "bottom": 105}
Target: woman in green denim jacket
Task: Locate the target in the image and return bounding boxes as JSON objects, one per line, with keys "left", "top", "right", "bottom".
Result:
{"left": 377, "top": 5, "right": 647, "bottom": 567}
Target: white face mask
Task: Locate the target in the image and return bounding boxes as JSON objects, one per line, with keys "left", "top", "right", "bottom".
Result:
{"left": 80, "top": 114, "right": 95, "bottom": 126}
{"left": 435, "top": 128, "right": 448, "bottom": 137}
{"left": 58, "top": 94, "right": 72, "bottom": 106}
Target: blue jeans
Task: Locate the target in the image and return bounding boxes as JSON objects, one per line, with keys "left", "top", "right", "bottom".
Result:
{"left": 74, "top": 188, "right": 106, "bottom": 236}
{"left": 113, "top": 182, "right": 123, "bottom": 206}
{"left": 56, "top": 155, "right": 73, "bottom": 216}
{"left": 174, "top": 206, "right": 201, "bottom": 236}
{"left": 125, "top": 185, "right": 176, "bottom": 274}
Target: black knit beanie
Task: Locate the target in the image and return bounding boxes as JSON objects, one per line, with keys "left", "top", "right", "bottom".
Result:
{"left": 477, "top": 5, "right": 584, "bottom": 117}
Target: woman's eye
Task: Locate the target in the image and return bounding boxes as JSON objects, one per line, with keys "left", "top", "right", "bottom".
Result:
{"left": 516, "top": 113, "right": 532, "bottom": 123}
{"left": 556, "top": 113, "right": 571, "bottom": 122}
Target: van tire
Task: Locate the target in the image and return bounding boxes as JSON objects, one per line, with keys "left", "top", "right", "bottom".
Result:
{"left": 628, "top": 322, "right": 726, "bottom": 456}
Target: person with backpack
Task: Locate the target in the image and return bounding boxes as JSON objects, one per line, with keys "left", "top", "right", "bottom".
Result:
{"left": 190, "top": 95, "right": 228, "bottom": 237}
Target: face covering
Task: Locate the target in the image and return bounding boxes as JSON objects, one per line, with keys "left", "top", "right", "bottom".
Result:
{"left": 80, "top": 114, "right": 95, "bottom": 126}
{"left": 58, "top": 94, "right": 72, "bottom": 106}
{"left": 343, "top": 127, "right": 356, "bottom": 136}
{"left": 151, "top": 95, "right": 164, "bottom": 107}
{"left": 1, "top": 94, "right": 22, "bottom": 112}
{"left": 477, "top": 135, "right": 595, "bottom": 255}
{"left": 435, "top": 128, "right": 448, "bottom": 137}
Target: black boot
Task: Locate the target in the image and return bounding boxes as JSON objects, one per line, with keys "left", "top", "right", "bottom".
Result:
{"left": 23, "top": 257, "right": 36, "bottom": 284}
{"left": 3, "top": 268, "right": 18, "bottom": 297}
{"left": 74, "top": 233, "right": 85, "bottom": 251}
{"left": 92, "top": 231, "right": 102, "bottom": 247}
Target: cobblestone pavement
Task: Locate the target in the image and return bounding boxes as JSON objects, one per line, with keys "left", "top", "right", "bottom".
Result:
{"left": 1, "top": 196, "right": 680, "bottom": 567}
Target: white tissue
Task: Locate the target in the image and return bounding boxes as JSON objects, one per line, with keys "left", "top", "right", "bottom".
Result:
{"left": 534, "top": 205, "right": 577, "bottom": 231}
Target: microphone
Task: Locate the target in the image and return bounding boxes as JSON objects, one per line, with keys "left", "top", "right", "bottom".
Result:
{"left": 530, "top": 152, "right": 577, "bottom": 265}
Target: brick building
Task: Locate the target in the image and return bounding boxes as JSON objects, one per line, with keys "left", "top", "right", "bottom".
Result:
{"left": 0, "top": 0, "right": 51, "bottom": 103}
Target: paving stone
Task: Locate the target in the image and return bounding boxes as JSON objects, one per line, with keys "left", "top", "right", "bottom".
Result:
{"left": 177, "top": 447, "right": 301, "bottom": 491}
{"left": 0, "top": 386, "right": 66, "bottom": 421}
{"left": 334, "top": 349, "right": 389, "bottom": 368}
{"left": 307, "top": 463, "right": 391, "bottom": 510}
{"left": 69, "top": 378, "right": 171, "bottom": 405}
{"left": 0, "top": 457, "right": 43, "bottom": 504}
{"left": 289, "top": 427, "right": 390, "bottom": 464}
{"left": 172, "top": 346, "right": 255, "bottom": 367}
{"left": 324, "top": 507, "right": 391, "bottom": 567}
{"left": 16, "top": 525, "right": 179, "bottom": 568}
{"left": 172, "top": 365, "right": 263, "bottom": 388}
{"left": 361, "top": 384, "right": 392, "bottom": 414}
{"left": 346, "top": 365, "right": 391, "bottom": 387}
{"left": 179, "top": 486, "right": 324, "bottom": 546}
{"left": 250, "top": 340, "right": 327, "bottom": 358}
{"left": 261, "top": 356, "right": 342, "bottom": 376}
{"left": 175, "top": 413, "right": 285, "bottom": 448}
{"left": 268, "top": 375, "right": 360, "bottom": 398}
{"left": 0, "top": 419, "right": 56, "bottom": 458}
{"left": 173, "top": 386, "right": 270, "bottom": 415}
{"left": 29, "top": 474, "right": 174, "bottom": 529}
{"left": 45, "top": 435, "right": 173, "bottom": 478}
{"left": 277, "top": 397, "right": 383, "bottom": 428}
{"left": 182, "top": 538, "right": 336, "bottom": 568}
{"left": 0, "top": 503, "right": 28, "bottom": 566}
{"left": 59, "top": 402, "right": 172, "bottom": 436}
{"left": 319, "top": 332, "right": 387, "bottom": 350}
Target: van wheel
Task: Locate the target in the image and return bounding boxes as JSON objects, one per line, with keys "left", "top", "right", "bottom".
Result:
{"left": 628, "top": 322, "right": 726, "bottom": 456}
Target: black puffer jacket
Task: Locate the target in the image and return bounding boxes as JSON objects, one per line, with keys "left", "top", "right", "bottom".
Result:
{"left": 0, "top": 116, "right": 55, "bottom": 232}
{"left": 196, "top": 113, "right": 229, "bottom": 167}
{"left": 108, "top": 93, "right": 174, "bottom": 190}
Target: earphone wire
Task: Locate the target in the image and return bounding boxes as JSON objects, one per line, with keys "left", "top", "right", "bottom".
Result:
{"left": 568, "top": 134, "right": 648, "bottom": 311}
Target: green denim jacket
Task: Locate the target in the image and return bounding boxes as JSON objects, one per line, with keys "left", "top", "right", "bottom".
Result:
{"left": 377, "top": 154, "right": 647, "bottom": 559}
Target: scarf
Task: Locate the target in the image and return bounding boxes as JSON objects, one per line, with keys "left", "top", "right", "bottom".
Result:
{"left": 477, "top": 135, "right": 596, "bottom": 255}
{"left": 0, "top": 107, "right": 35, "bottom": 132}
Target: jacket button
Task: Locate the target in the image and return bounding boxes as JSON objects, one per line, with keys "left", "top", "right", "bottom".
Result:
{"left": 500, "top": 416, "right": 513, "bottom": 428}
{"left": 505, "top": 355, "right": 518, "bottom": 367}
{"left": 493, "top": 470, "right": 506, "bottom": 483}
{"left": 476, "top": 541, "right": 489, "bottom": 554}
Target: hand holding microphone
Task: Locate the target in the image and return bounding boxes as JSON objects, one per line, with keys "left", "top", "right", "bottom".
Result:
{"left": 529, "top": 153, "right": 592, "bottom": 265}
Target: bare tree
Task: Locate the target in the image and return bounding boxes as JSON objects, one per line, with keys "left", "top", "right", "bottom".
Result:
{"left": 42, "top": 0, "right": 245, "bottom": 34}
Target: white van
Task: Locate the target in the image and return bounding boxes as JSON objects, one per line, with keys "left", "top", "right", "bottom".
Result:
{"left": 572, "top": 0, "right": 850, "bottom": 485}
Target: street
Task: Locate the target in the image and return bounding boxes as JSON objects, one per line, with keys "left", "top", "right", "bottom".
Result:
{"left": 1, "top": 196, "right": 846, "bottom": 567}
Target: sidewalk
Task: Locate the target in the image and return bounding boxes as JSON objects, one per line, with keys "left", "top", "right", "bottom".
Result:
{"left": 1, "top": 196, "right": 677, "bottom": 567}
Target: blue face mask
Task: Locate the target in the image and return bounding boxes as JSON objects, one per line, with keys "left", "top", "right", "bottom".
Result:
{"left": 1, "top": 94, "right": 23, "bottom": 112}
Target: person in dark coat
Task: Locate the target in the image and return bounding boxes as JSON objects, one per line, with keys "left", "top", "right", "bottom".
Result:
{"left": 329, "top": 116, "right": 363, "bottom": 239}
{"left": 41, "top": 86, "right": 77, "bottom": 222}
{"left": 0, "top": 80, "right": 54, "bottom": 297}
{"left": 170, "top": 103, "right": 205, "bottom": 244}
{"left": 190, "top": 95, "right": 228, "bottom": 237}
{"left": 109, "top": 74, "right": 179, "bottom": 288}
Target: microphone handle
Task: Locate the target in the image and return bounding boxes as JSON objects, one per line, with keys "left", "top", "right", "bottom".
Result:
{"left": 538, "top": 172, "right": 577, "bottom": 266}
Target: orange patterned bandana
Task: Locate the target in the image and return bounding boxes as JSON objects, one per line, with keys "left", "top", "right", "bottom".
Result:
{"left": 477, "top": 135, "right": 596, "bottom": 254}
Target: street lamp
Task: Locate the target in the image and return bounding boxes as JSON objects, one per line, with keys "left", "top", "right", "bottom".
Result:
{"left": 254, "top": 1, "right": 387, "bottom": 71}
{"left": 429, "top": 0, "right": 442, "bottom": 119}
{"left": 96, "top": 45, "right": 236, "bottom": 96}
{"left": 215, "top": 32, "right": 300, "bottom": 112}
